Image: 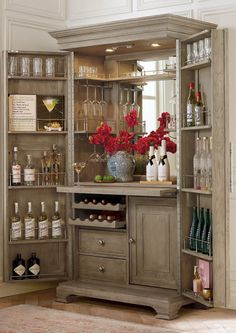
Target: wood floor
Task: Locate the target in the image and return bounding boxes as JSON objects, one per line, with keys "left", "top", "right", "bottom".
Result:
{"left": 0, "top": 287, "right": 236, "bottom": 332}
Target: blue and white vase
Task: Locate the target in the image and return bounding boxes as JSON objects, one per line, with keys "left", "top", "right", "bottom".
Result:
{"left": 107, "top": 151, "right": 135, "bottom": 182}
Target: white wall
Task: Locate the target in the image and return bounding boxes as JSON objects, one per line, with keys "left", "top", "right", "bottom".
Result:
{"left": 66, "top": 0, "right": 236, "bottom": 309}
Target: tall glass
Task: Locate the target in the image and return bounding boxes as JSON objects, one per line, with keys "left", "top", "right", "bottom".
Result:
{"left": 20, "top": 56, "right": 30, "bottom": 77}
{"left": 33, "top": 57, "right": 43, "bottom": 77}
{"left": 45, "top": 57, "right": 55, "bottom": 77}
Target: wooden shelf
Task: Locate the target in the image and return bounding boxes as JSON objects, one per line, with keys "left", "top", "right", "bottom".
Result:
{"left": 8, "top": 75, "right": 67, "bottom": 81}
{"left": 183, "top": 290, "right": 213, "bottom": 308}
{"left": 8, "top": 185, "right": 60, "bottom": 190}
{"left": 182, "top": 188, "right": 212, "bottom": 195}
{"left": 9, "top": 275, "right": 67, "bottom": 283}
{"left": 181, "top": 125, "right": 211, "bottom": 131}
{"left": 181, "top": 59, "right": 211, "bottom": 71}
{"left": 72, "top": 202, "right": 125, "bottom": 211}
{"left": 182, "top": 249, "right": 213, "bottom": 261}
{"left": 9, "top": 239, "right": 68, "bottom": 245}
{"left": 69, "top": 218, "right": 126, "bottom": 229}
{"left": 8, "top": 131, "right": 68, "bottom": 135}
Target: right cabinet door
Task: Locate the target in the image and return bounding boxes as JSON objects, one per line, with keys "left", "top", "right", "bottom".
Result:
{"left": 128, "top": 197, "right": 177, "bottom": 289}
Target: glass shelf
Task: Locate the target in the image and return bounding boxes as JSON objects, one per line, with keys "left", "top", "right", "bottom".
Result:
{"left": 183, "top": 290, "right": 213, "bottom": 308}
{"left": 182, "top": 188, "right": 212, "bottom": 195}
{"left": 181, "top": 59, "right": 211, "bottom": 71}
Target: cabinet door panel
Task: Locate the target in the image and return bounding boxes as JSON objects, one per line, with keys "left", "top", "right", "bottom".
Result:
{"left": 129, "top": 197, "right": 177, "bottom": 289}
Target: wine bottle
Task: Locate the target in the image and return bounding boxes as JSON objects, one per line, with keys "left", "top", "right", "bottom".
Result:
{"left": 186, "top": 82, "right": 196, "bottom": 127}
{"left": 11, "top": 202, "right": 23, "bottom": 241}
{"left": 196, "top": 207, "right": 205, "bottom": 252}
{"left": 201, "top": 208, "right": 211, "bottom": 254}
{"left": 194, "top": 92, "right": 203, "bottom": 126}
{"left": 83, "top": 198, "right": 90, "bottom": 204}
{"left": 27, "top": 252, "right": 40, "bottom": 279}
{"left": 206, "top": 219, "right": 213, "bottom": 256}
{"left": 11, "top": 146, "right": 21, "bottom": 186}
{"left": 24, "top": 154, "right": 35, "bottom": 186}
{"left": 41, "top": 151, "right": 51, "bottom": 185}
{"left": 188, "top": 206, "right": 199, "bottom": 251}
{"left": 193, "top": 137, "right": 201, "bottom": 190}
{"left": 193, "top": 265, "right": 202, "bottom": 294}
{"left": 158, "top": 140, "right": 170, "bottom": 181}
{"left": 146, "top": 145, "right": 158, "bottom": 181}
{"left": 52, "top": 201, "right": 64, "bottom": 239}
{"left": 38, "top": 201, "right": 50, "bottom": 240}
{"left": 92, "top": 198, "right": 98, "bottom": 204}
{"left": 88, "top": 213, "right": 97, "bottom": 221}
{"left": 12, "top": 253, "right": 26, "bottom": 280}
{"left": 24, "top": 202, "right": 36, "bottom": 240}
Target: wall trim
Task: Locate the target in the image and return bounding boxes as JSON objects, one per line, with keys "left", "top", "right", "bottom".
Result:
{"left": 5, "top": 0, "right": 66, "bottom": 21}
{"left": 137, "top": 0, "right": 193, "bottom": 11}
{"left": 198, "top": 5, "right": 236, "bottom": 21}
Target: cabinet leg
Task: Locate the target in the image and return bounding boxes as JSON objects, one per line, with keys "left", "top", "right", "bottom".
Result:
{"left": 152, "top": 304, "right": 181, "bottom": 320}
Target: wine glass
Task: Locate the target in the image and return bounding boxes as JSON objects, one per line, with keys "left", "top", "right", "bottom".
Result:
{"left": 82, "top": 85, "right": 92, "bottom": 117}
{"left": 73, "top": 162, "right": 87, "bottom": 185}
{"left": 91, "top": 86, "right": 100, "bottom": 117}
{"left": 131, "top": 90, "right": 140, "bottom": 117}
{"left": 98, "top": 86, "right": 107, "bottom": 117}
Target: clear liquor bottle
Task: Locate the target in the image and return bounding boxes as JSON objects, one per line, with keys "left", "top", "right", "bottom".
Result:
{"left": 193, "top": 137, "right": 201, "bottom": 190}
{"left": 158, "top": 140, "right": 170, "bottom": 181}
{"left": 24, "top": 154, "right": 35, "bottom": 186}
{"left": 11, "top": 202, "right": 23, "bottom": 241}
{"left": 206, "top": 136, "right": 213, "bottom": 191}
{"left": 51, "top": 144, "right": 61, "bottom": 185}
{"left": 41, "top": 151, "right": 51, "bottom": 185}
{"left": 11, "top": 146, "right": 21, "bottom": 186}
{"left": 199, "top": 137, "right": 208, "bottom": 190}
{"left": 38, "top": 201, "right": 50, "bottom": 240}
{"left": 52, "top": 201, "right": 64, "bottom": 239}
{"left": 146, "top": 144, "right": 158, "bottom": 181}
{"left": 24, "top": 202, "right": 36, "bottom": 240}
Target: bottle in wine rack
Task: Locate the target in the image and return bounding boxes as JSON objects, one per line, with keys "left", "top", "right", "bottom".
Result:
{"left": 88, "top": 213, "right": 98, "bottom": 221}
{"left": 38, "top": 202, "right": 50, "bottom": 240}
{"left": 41, "top": 151, "right": 51, "bottom": 185}
{"left": 27, "top": 252, "right": 40, "bottom": 279}
{"left": 11, "top": 202, "right": 23, "bottom": 241}
{"left": 83, "top": 198, "right": 90, "bottom": 204}
{"left": 201, "top": 208, "right": 211, "bottom": 255}
{"left": 92, "top": 198, "right": 98, "bottom": 204}
{"left": 52, "top": 201, "right": 64, "bottom": 239}
{"left": 12, "top": 253, "right": 26, "bottom": 280}
{"left": 196, "top": 207, "right": 205, "bottom": 252}
{"left": 24, "top": 202, "right": 36, "bottom": 240}
{"left": 188, "top": 206, "right": 199, "bottom": 251}
{"left": 24, "top": 154, "right": 35, "bottom": 186}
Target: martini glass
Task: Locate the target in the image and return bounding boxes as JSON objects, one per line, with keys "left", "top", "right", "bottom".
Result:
{"left": 73, "top": 162, "right": 87, "bottom": 185}
{"left": 42, "top": 97, "right": 59, "bottom": 113}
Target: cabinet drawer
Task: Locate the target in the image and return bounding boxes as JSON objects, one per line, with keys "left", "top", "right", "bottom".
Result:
{"left": 79, "top": 229, "right": 126, "bottom": 257}
{"left": 78, "top": 254, "right": 127, "bottom": 284}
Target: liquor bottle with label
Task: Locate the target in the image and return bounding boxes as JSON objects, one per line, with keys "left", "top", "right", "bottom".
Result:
{"left": 193, "top": 137, "right": 201, "bottom": 190}
{"left": 41, "top": 151, "right": 51, "bottom": 185}
{"left": 200, "top": 137, "right": 208, "bottom": 190}
{"left": 146, "top": 144, "right": 158, "bottom": 181}
{"left": 24, "top": 202, "right": 36, "bottom": 240}
{"left": 52, "top": 201, "right": 64, "bottom": 239}
{"left": 158, "top": 140, "right": 170, "bottom": 181}
{"left": 27, "top": 252, "right": 40, "bottom": 279}
{"left": 201, "top": 208, "right": 211, "bottom": 255}
{"left": 193, "top": 265, "right": 202, "bottom": 295}
{"left": 51, "top": 144, "right": 61, "bottom": 185}
{"left": 24, "top": 154, "right": 35, "bottom": 186}
{"left": 12, "top": 253, "right": 26, "bottom": 280}
{"left": 188, "top": 206, "right": 199, "bottom": 251}
{"left": 206, "top": 136, "right": 212, "bottom": 191}
{"left": 186, "top": 82, "right": 196, "bottom": 127}
{"left": 196, "top": 207, "right": 205, "bottom": 252}
{"left": 38, "top": 201, "right": 50, "bottom": 240}
{"left": 11, "top": 202, "right": 23, "bottom": 241}
{"left": 194, "top": 92, "right": 203, "bottom": 126}
{"left": 11, "top": 146, "right": 21, "bottom": 186}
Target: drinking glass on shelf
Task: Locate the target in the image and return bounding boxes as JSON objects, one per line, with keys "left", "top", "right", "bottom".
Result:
{"left": 33, "top": 57, "right": 42, "bottom": 77}
{"left": 192, "top": 42, "right": 199, "bottom": 63}
{"left": 198, "top": 39, "right": 204, "bottom": 62}
{"left": 82, "top": 85, "right": 92, "bottom": 117}
{"left": 20, "top": 56, "right": 30, "bottom": 77}
{"left": 91, "top": 86, "right": 100, "bottom": 117}
{"left": 73, "top": 162, "right": 87, "bottom": 185}
{"left": 204, "top": 37, "right": 211, "bottom": 60}
{"left": 98, "top": 86, "right": 107, "bottom": 116}
{"left": 8, "top": 56, "right": 18, "bottom": 76}
{"left": 45, "top": 57, "right": 55, "bottom": 77}
{"left": 122, "top": 89, "right": 131, "bottom": 117}
{"left": 131, "top": 90, "right": 140, "bottom": 118}
{"left": 186, "top": 44, "right": 192, "bottom": 64}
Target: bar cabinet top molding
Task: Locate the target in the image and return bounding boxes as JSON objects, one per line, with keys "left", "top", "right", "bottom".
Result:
{"left": 49, "top": 14, "right": 217, "bottom": 50}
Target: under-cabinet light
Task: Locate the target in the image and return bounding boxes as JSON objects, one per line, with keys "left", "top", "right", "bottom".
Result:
{"left": 151, "top": 43, "right": 160, "bottom": 47}
{"left": 105, "top": 48, "right": 115, "bottom": 53}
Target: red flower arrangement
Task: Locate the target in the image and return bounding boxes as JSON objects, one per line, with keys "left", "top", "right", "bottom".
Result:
{"left": 89, "top": 110, "right": 176, "bottom": 155}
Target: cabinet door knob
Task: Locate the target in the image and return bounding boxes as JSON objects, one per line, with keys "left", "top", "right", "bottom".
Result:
{"left": 129, "top": 238, "right": 135, "bottom": 244}
{"left": 98, "top": 239, "right": 105, "bottom": 246}
{"left": 98, "top": 266, "right": 105, "bottom": 272}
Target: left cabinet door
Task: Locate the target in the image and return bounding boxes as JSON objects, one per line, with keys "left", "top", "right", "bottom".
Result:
{"left": 128, "top": 196, "right": 178, "bottom": 289}
{"left": 2, "top": 50, "right": 73, "bottom": 282}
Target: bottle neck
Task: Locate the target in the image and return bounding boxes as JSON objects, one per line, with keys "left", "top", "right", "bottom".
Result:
{"left": 27, "top": 202, "right": 32, "bottom": 214}
{"left": 40, "top": 202, "right": 45, "bottom": 214}
{"left": 14, "top": 203, "right": 19, "bottom": 215}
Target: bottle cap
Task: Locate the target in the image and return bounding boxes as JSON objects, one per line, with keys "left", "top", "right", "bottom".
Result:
{"left": 13, "top": 146, "right": 18, "bottom": 152}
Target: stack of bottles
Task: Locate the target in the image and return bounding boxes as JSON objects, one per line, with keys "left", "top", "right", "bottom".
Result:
{"left": 11, "top": 144, "right": 63, "bottom": 186}
{"left": 12, "top": 252, "right": 40, "bottom": 280}
{"left": 10, "top": 201, "right": 65, "bottom": 241}
{"left": 188, "top": 206, "right": 212, "bottom": 256}
{"left": 193, "top": 136, "right": 212, "bottom": 191}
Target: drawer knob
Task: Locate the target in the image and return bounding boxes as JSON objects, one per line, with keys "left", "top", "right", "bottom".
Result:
{"left": 98, "top": 266, "right": 105, "bottom": 273}
{"left": 98, "top": 239, "right": 105, "bottom": 246}
{"left": 129, "top": 238, "right": 135, "bottom": 244}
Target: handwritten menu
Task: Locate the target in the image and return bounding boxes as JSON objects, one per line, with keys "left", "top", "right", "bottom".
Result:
{"left": 9, "top": 95, "right": 36, "bottom": 131}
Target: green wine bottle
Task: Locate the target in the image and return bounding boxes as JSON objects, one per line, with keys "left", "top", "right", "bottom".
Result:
{"left": 196, "top": 207, "right": 205, "bottom": 252}
{"left": 206, "top": 222, "right": 213, "bottom": 256}
{"left": 188, "top": 207, "right": 199, "bottom": 250}
{"left": 201, "top": 208, "right": 211, "bottom": 254}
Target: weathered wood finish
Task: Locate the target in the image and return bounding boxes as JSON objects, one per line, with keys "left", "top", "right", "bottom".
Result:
{"left": 129, "top": 197, "right": 177, "bottom": 289}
